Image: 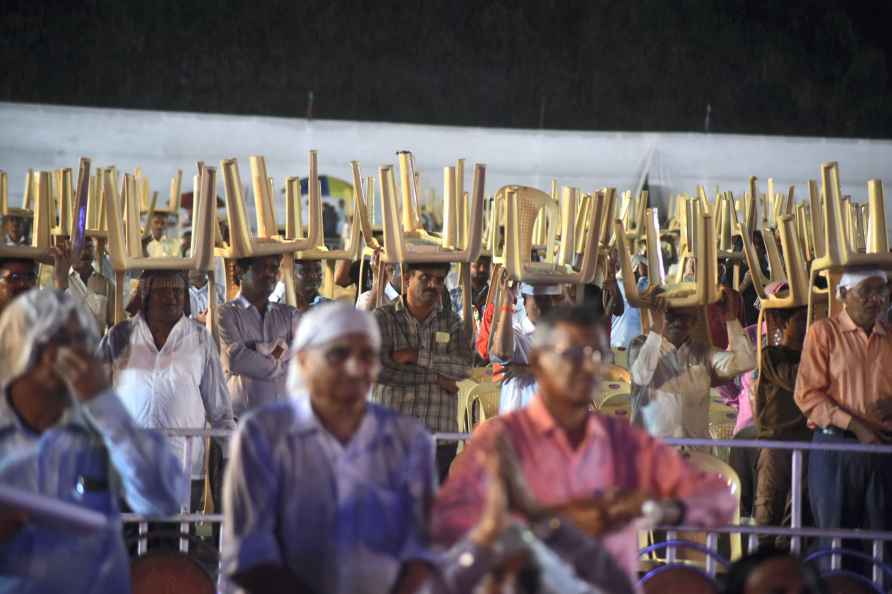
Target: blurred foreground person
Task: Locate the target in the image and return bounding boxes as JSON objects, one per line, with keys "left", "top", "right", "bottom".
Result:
{"left": 222, "top": 302, "right": 435, "bottom": 594}
{"left": 724, "top": 547, "right": 826, "bottom": 594}
{"left": 0, "top": 289, "right": 186, "bottom": 594}
{"left": 434, "top": 305, "right": 736, "bottom": 588}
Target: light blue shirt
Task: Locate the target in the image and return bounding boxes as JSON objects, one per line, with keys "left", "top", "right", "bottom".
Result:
{"left": 610, "top": 277, "right": 646, "bottom": 349}
{"left": 222, "top": 396, "right": 435, "bottom": 594}
{"left": 0, "top": 390, "right": 187, "bottom": 594}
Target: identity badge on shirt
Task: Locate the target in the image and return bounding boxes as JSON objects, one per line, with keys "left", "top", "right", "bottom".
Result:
{"left": 435, "top": 331, "right": 451, "bottom": 344}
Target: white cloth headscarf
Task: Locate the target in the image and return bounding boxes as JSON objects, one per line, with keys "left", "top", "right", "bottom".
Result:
{"left": 838, "top": 269, "right": 888, "bottom": 297}
{"left": 0, "top": 288, "right": 99, "bottom": 387}
{"left": 286, "top": 301, "right": 381, "bottom": 396}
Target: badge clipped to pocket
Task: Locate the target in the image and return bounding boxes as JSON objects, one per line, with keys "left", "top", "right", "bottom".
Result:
{"left": 435, "top": 331, "right": 451, "bottom": 344}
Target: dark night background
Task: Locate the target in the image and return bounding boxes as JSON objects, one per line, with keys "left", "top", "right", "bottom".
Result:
{"left": 2, "top": 0, "right": 891, "bottom": 138}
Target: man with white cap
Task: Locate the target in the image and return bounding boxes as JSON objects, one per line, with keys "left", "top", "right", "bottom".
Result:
{"left": 490, "top": 278, "right": 565, "bottom": 413}
{"left": 0, "top": 289, "right": 186, "bottom": 594}
{"left": 795, "top": 268, "right": 892, "bottom": 566}
{"left": 222, "top": 301, "right": 437, "bottom": 594}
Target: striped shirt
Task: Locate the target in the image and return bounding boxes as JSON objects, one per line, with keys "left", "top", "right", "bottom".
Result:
{"left": 371, "top": 298, "right": 472, "bottom": 433}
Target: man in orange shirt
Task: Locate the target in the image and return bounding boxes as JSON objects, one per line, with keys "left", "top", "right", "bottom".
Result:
{"left": 794, "top": 269, "right": 892, "bottom": 566}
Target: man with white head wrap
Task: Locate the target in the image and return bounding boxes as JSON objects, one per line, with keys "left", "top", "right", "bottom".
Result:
{"left": 795, "top": 268, "right": 892, "bottom": 567}
{"left": 222, "top": 301, "right": 437, "bottom": 594}
{"left": 0, "top": 289, "right": 186, "bottom": 594}
{"left": 490, "top": 280, "right": 565, "bottom": 413}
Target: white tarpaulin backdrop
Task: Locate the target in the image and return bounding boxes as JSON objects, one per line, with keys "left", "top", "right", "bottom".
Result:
{"left": 2, "top": 101, "right": 891, "bottom": 234}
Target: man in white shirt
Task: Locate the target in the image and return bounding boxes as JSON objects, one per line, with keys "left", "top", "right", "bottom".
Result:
{"left": 98, "top": 270, "right": 235, "bottom": 506}
{"left": 143, "top": 212, "right": 182, "bottom": 258}
{"left": 491, "top": 280, "right": 565, "bottom": 413}
{"left": 630, "top": 290, "right": 755, "bottom": 440}
{"left": 356, "top": 257, "right": 401, "bottom": 311}
{"left": 65, "top": 238, "right": 114, "bottom": 332}
{"left": 217, "top": 256, "right": 301, "bottom": 417}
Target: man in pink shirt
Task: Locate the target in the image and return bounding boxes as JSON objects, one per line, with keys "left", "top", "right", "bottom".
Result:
{"left": 433, "top": 305, "right": 736, "bottom": 588}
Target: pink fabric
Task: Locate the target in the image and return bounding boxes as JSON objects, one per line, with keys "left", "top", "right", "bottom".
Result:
{"left": 432, "top": 396, "right": 736, "bottom": 587}
{"left": 733, "top": 323, "right": 761, "bottom": 433}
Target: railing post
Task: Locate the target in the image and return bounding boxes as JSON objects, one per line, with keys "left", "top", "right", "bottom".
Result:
{"left": 706, "top": 532, "right": 718, "bottom": 576}
{"left": 873, "top": 539, "right": 884, "bottom": 590}
{"left": 831, "top": 537, "right": 842, "bottom": 570}
{"left": 790, "top": 448, "right": 803, "bottom": 554}
{"left": 180, "top": 436, "right": 194, "bottom": 554}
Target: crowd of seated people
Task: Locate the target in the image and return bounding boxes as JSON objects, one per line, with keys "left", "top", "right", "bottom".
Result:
{"left": 1, "top": 219, "right": 891, "bottom": 594}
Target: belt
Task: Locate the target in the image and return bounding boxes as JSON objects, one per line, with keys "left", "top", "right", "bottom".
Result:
{"left": 819, "top": 426, "right": 857, "bottom": 439}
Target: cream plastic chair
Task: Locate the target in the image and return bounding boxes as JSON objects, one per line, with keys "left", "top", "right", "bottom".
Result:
{"left": 214, "top": 152, "right": 323, "bottom": 307}
{"left": 491, "top": 185, "right": 559, "bottom": 266}
{"left": 617, "top": 206, "right": 720, "bottom": 309}
{"left": 807, "top": 162, "right": 890, "bottom": 325}
{"left": 500, "top": 185, "right": 606, "bottom": 284}
{"left": 0, "top": 169, "right": 54, "bottom": 263}
{"left": 377, "top": 152, "right": 485, "bottom": 265}
{"left": 289, "top": 160, "right": 366, "bottom": 300}
{"left": 105, "top": 165, "right": 217, "bottom": 324}
{"left": 684, "top": 451, "right": 743, "bottom": 561}
{"left": 466, "top": 381, "right": 501, "bottom": 431}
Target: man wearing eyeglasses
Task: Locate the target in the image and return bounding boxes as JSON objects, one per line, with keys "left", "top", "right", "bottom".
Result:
{"left": 222, "top": 302, "right": 438, "bottom": 594}
{"left": 0, "top": 259, "right": 38, "bottom": 316}
{"left": 795, "top": 269, "right": 892, "bottom": 568}
{"left": 434, "top": 305, "right": 736, "bottom": 588}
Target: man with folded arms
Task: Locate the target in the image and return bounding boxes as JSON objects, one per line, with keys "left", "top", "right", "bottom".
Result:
{"left": 0, "top": 289, "right": 186, "bottom": 594}
{"left": 217, "top": 255, "right": 301, "bottom": 417}
{"left": 434, "top": 305, "right": 736, "bottom": 588}
{"left": 795, "top": 269, "right": 892, "bottom": 565}
{"left": 371, "top": 261, "right": 472, "bottom": 480}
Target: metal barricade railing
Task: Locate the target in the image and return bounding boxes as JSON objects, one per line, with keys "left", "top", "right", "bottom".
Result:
{"left": 122, "top": 428, "right": 892, "bottom": 591}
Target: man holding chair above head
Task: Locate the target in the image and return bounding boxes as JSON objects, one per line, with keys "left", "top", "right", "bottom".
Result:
{"left": 490, "top": 277, "right": 565, "bottom": 414}
{"left": 371, "top": 261, "right": 472, "bottom": 482}
{"left": 630, "top": 287, "right": 755, "bottom": 440}
{"left": 795, "top": 269, "right": 892, "bottom": 567}
{"left": 217, "top": 255, "right": 301, "bottom": 417}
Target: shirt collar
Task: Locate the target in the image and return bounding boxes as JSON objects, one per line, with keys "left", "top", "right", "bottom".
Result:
{"left": 290, "top": 391, "right": 378, "bottom": 448}
{"left": 527, "top": 394, "right": 607, "bottom": 440}
{"left": 395, "top": 296, "right": 442, "bottom": 323}
{"left": 838, "top": 308, "right": 889, "bottom": 336}
{"left": 234, "top": 292, "right": 254, "bottom": 310}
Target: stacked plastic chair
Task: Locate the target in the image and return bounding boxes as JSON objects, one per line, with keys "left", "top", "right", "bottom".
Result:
{"left": 0, "top": 168, "right": 55, "bottom": 263}
{"left": 105, "top": 163, "right": 218, "bottom": 325}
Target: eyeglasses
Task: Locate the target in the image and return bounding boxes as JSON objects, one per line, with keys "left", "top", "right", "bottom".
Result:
{"left": 543, "top": 345, "right": 603, "bottom": 366}
{"left": 850, "top": 285, "right": 891, "bottom": 302}
{"left": 323, "top": 345, "right": 380, "bottom": 366}
{"left": 0, "top": 271, "right": 38, "bottom": 285}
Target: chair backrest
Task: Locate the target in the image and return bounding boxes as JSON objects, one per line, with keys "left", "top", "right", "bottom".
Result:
{"left": 217, "top": 151, "right": 323, "bottom": 259}
{"left": 131, "top": 551, "right": 214, "bottom": 594}
{"left": 378, "top": 154, "right": 485, "bottom": 264}
{"left": 467, "top": 381, "right": 501, "bottom": 430}
{"left": 0, "top": 169, "right": 55, "bottom": 262}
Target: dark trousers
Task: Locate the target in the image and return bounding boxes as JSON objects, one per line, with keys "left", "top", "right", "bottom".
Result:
{"left": 436, "top": 443, "right": 457, "bottom": 484}
{"left": 808, "top": 430, "right": 892, "bottom": 573}
{"left": 754, "top": 447, "right": 812, "bottom": 549}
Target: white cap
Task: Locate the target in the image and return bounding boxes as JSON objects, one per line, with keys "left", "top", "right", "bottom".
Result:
{"left": 520, "top": 283, "right": 563, "bottom": 296}
{"left": 837, "top": 269, "right": 888, "bottom": 297}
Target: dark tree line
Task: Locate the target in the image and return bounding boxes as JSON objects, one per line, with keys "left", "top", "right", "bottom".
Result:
{"left": 2, "top": 0, "right": 890, "bottom": 138}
